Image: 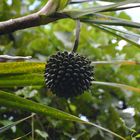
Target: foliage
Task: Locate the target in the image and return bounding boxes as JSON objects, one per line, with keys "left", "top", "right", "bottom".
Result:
{"left": 0, "top": 0, "right": 140, "bottom": 140}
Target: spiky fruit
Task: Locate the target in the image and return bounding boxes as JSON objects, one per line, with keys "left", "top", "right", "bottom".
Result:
{"left": 44, "top": 51, "right": 94, "bottom": 98}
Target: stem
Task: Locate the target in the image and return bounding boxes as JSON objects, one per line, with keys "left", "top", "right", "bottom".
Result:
{"left": 66, "top": 100, "right": 78, "bottom": 133}
{"left": 32, "top": 113, "right": 35, "bottom": 140}
{"left": 72, "top": 20, "right": 81, "bottom": 53}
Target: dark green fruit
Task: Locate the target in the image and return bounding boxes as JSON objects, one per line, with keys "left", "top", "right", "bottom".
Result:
{"left": 44, "top": 51, "right": 94, "bottom": 98}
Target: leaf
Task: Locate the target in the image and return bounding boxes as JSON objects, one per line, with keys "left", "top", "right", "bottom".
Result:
{"left": 89, "top": 24, "right": 140, "bottom": 48}
{"left": 91, "top": 60, "right": 140, "bottom": 65}
{"left": 103, "top": 4, "right": 140, "bottom": 12}
{"left": 0, "top": 73, "right": 44, "bottom": 87}
{"left": 135, "top": 134, "right": 140, "bottom": 138}
{"left": 0, "top": 62, "right": 45, "bottom": 87}
{"left": 64, "top": 0, "right": 140, "bottom": 18}
{"left": 92, "top": 81, "right": 140, "bottom": 93}
{"left": 81, "top": 13, "right": 140, "bottom": 47}
{"left": 80, "top": 13, "right": 140, "bottom": 28}
{"left": 70, "top": 0, "right": 93, "bottom": 4}
{"left": 0, "top": 114, "right": 34, "bottom": 133}
{"left": 58, "top": 0, "right": 70, "bottom": 10}
{"left": 0, "top": 90, "right": 85, "bottom": 123}
{"left": 0, "top": 90, "right": 126, "bottom": 140}
{"left": 0, "top": 62, "right": 45, "bottom": 74}
{"left": 35, "top": 129, "right": 48, "bottom": 139}
{"left": 13, "top": 132, "right": 31, "bottom": 140}
{"left": 70, "top": 0, "right": 140, "bottom": 12}
{"left": 70, "top": 0, "right": 130, "bottom": 3}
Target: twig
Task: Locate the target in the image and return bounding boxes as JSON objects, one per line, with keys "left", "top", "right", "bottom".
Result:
{"left": 36, "top": 115, "right": 46, "bottom": 132}
{"left": 13, "top": 132, "right": 32, "bottom": 140}
{"left": 72, "top": 20, "right": 81, "bottom": 53}
{"left": 31, "top": 113, "right": 35, "bottom": 140}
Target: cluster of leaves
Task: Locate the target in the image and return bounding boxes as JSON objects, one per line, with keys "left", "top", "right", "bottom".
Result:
{"left": 0, "top": 0, "right": 140, "bottom": 140}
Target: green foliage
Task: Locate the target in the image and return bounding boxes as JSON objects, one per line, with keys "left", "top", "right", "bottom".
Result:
{"left": 0, "top": 0, "right": 140, "bottom": 139}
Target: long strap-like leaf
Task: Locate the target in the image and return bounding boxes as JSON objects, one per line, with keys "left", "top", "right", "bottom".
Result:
{"left": 0, "top": 90, "right": 126, "bottom": 140}
{"left": 89, "top": 24, "right": 140, "bottom": 47}
{"left": 0, "top": 114, "right": 35, "bottom": 133}
{"left": 80, "top": 13, "right": 140, "bottom": 28}
{"left": 93, "top": 81, "right": 140, "bottom": 93}
{"left": 0, "top": 62, "right": 45, "bottom": 74}
{"left": 64, "top": 0, "right": 140, "bottom": 18}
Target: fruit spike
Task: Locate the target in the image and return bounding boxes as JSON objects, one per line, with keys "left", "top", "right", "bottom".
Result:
{"left": 44, "top": 51, "right": 94, "bottom": 98}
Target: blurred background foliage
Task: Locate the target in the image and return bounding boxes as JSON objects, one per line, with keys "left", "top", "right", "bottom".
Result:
{"left": 0, "top": 0, "right": 140, "bottom": 140}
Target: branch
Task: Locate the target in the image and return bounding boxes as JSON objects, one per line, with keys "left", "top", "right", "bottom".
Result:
{"left": 0, "top": 0, "right": 67, "bottom": 35}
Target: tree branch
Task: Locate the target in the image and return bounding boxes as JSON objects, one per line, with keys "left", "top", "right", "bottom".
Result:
{"left": 0, "top": 0, "right": 67, "bottom": 35}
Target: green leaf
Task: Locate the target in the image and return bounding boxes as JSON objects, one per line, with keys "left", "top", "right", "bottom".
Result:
{"left": 101, "top": 4, "right": 140, "bottom": 12}
{"left": 35, "top": 129, "right": 48, "bottom": 139}
{"left": 13, "top": 132, "right": 31, "bottom": 140}
{"left": 0, "top": 62, "right": 45, "bottom": 74}
{"left": 80, "top": 13, "right": 140, "bottom": 28}
{"left": 0, "top": 90, "right": 84, "bottom": 123}
{"left": 70, "top": 0, "right": 133, "bottom": 3}
{"left": 70, "top": 0, "right": 140, "bottom": 10}
{"left": 0, "top": 73, "right": 44, "bottom": 87}
{"left": 0, "top": 114, "right": 34, "bottom": 133}
{"left": 0, "top": 90, "right": 126, "bottom": 140}
{"left": 91, "top": 60, "right": 140, "bottom": 65}
{"left": 136, "top": 134, "right": 140, "bottom": 138}
{"left": 93, "top": 81, "right": 140, "bottom": 93}
{"left": 64, "top": 0, "right": 139, "bottom": 18}
{"left": 89, "top": 24, "right": 140, "bottom": 48}
{"left": 0, "top": 62, "right": 45, "bottom": 87}
{"left": 58, "top": 0, "right": 70, "bottom": 10}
